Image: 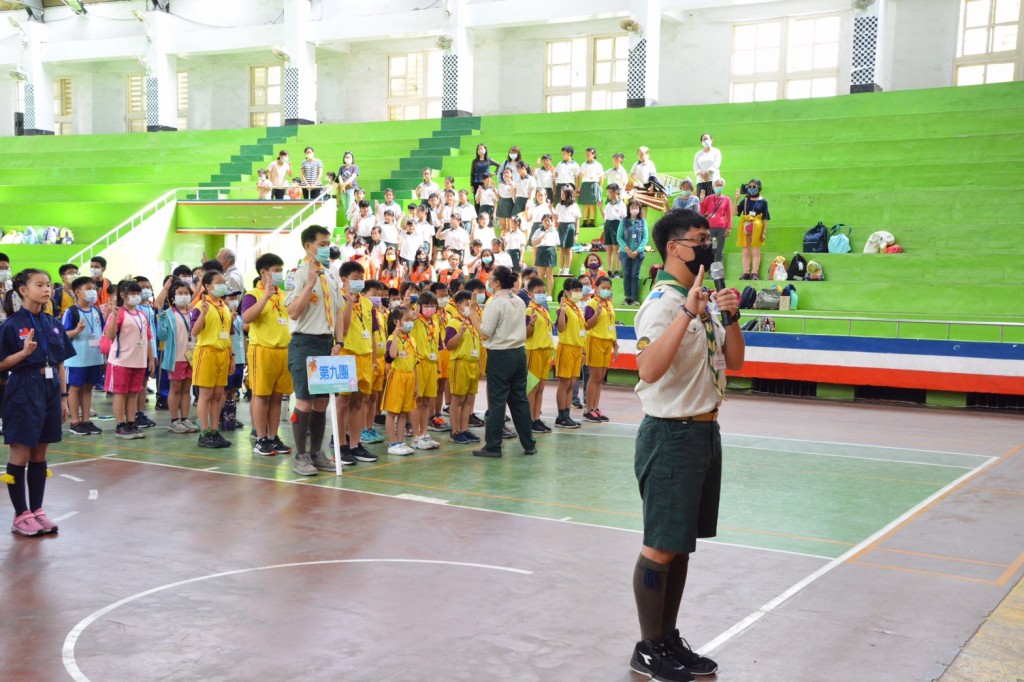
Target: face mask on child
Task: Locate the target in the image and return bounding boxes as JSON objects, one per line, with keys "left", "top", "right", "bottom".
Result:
{"left": 174, "top": 294, "right": 190, "bottom": 307}
{"left": 482, "top": 257, "right": 493, "bottom": 265}
{"left": 212, "top": 283, "right": 229, "bottom": 298}
{"left": 389, "top": 300, "right": 401, "bottom": 309}
{"left": 581, "top": 286, "right": 593, "bottom": 296}
{"left": 227, "top": 300, "right": 239, "bottom": 311}
{"left": 348, "top": 280, "right": 365, "bottom": 294}
{"left": 85, "top": 290, "right": 98, "bottom": 304}
{"left": 533, "top": 293, "right": 548, "bottom": 306}
{"left": 141, "top": 288, "right": 153, "bottom": 301}
{"left": 598, "top": 289, "right": 613, "bottom": 299}
{"left": 402, "top": 321, "right": 414, "bottom": 333}
{"left": 437, "top": 296, "right": 450, "bottom": 307}
{"left": 476, "top": 293, "right": 486, "bottom": 305}
{"left": 271, "top": 272, "right": 285, "bottom": 287}
{"left": 570, "top": 292, "right": 583, "bottom": 302}
{"left": 127, "top": 295, "right": 142, "bottom": 306}
{"left": 421, "top": 306, "right": 437, "bottom": 318}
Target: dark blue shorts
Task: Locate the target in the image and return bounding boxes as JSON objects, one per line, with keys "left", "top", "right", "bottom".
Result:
{"left": 3, "top": 370, "right": 63, "bottom": 447}
{"left": 66, "top": 364, "right": 104, "bottom": 387}
{"left": 227, "top": 363, "right": 245, "bottom": 390}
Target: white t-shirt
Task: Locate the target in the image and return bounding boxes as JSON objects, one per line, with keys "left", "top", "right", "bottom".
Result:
{"left": 527, "top": 201, "right": 551, "bottom": 224}
{"left": 416, "top": 181, "right": 440, "bottom": 201}
{"left": 417, "top": 220, "right": 435, "bottom": 244}
{"left": 504, "top": 228, "right": 526, "bottom": 251}
{"left": 477, "top": 186, "right": 497, "bottom": 206}
{"left": 605, "top": 166, "right": 629, "bottom": 189}
{"left": 631, "top": 160, "right": 657, "bottom": 185}
{"left": 514, "top": 174, "right": 537, "bottom": 199}
{"left": 493, "top": 251, "right": 514, "bottom": 267}
{"left": 399, "top": 231, "right": 422, "bottom": 261}
{"left": 473, "top": 226, "right": 498, "bottom": 247}
{"left": 554, "top": 203, "right": 582, "bottom": 224}
{"left": 580, "top": 160, "right": 605, "bottom": 183}
{"left": 497, "top": 183, "right": 514, "bottom": 199}
{"left": 355, "top": 214, "right": 376, "bottom": 238}
{"left": 534, "top": 167, "right": 555, "bottom": 191}
{"left": 555, "top": 160, "right": 580, "bottom": 184}
{"left": 443, "top": 225, "right": 470, "bottom": 251}
{"left": 376, "top": 201, "right": 402, "bottom": 223}
{"left": 534, "top": 226, "right": 560, "bottom": 247}
{"left": 455, "top": 202, "right": 477, "bottom": 224}
{"left": 693, "top": 148, "right": 722, "bottom": 183}
{"left": 380, "top": 221, "right": 400, "bottom": 244}
{"left": 604, "top": 199, "right": 627, "bottom": 222}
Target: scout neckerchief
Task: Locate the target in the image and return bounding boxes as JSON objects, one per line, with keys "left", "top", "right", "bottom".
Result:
{"left": 653, "top": 269, "right": 724, "bottom": 399}
{"left": 304, "top": 258, "right": 333, "bottom": 327}
{"left": 203, "top": 295, "right": 228, "bottom": 335}
{"left": 453, "top": 310, "right": 480, "bottom": 351}
{"left": 564, "top": 298, "right": 585, "bottom": 331}
{"left": 596, "top": 295, "right": 614, "bottom": 330}
{"left": 418, "top": 312, "right": 438, "bottom": 355}
{"left": 255, "top": 282, "right": 285, "bottom": 319}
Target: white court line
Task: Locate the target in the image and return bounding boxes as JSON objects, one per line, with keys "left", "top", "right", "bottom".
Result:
{"left": 83, "top": 457, "right": 834, "bottom": 561}
{"left": 600, "top": 421, "right": 994, "bottom": 459}
{"left": 87, "top": 490, "right": 98, "bottom": 500}
{"left": 101, "top": 453, "right": 119, "bottom": 458}
{"left": 697, "top": 454, "right": 1003, "bottom": 656}
{"left": 395, "top": 493, "right": 449, "bottom": 505}
{"left": 52, "top": 511, "right": 79, "bottom": 523}
{"left": 60, "top": 474, "right": 85, "bottom": 482}
{"left": 202, "top": 467, "right": 220, "bottom": 471}
{"left": 557, "top": 431, "right": 981, "bottom": 469}
{"left": 63, "top": 558, "right": 532, "bottom": 682}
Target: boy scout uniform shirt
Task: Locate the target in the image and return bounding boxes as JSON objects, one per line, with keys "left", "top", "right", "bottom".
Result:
{"left": 342, "top": 294, "right": 375, "bottom": 355}
{"left": 284, "top": 260, "right": 340, "bottom": 336}
{"left": 633, "top": 279, "right": 726, "bottom": 419}
{"left": 525, "top": 302, "right": 554, "bottom": 350}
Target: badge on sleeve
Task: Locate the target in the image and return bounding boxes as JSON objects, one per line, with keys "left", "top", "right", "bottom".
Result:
{"left": 649, "top": 292, "right": 663, "bottom": 300}
{"left": 283, "top": 268, "right": 298, "bottom": 292}
{"left": 635, "top": 336, "right": 651, "bottom": 352}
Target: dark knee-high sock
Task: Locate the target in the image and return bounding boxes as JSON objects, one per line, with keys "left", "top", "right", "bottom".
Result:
{"left": 308, "top": 410, "right": 326, "bottom": 454}
{"left": 661, "top": 554, "right": 690, "bottom": 634}
{"left": 291, "top": 409, "right": 311, "bottom": 454}
{"left": 4, "top": 463, "right": 28, "bottom": 516}
{"left": 633, "top": 553, "right": 671, "bottom": 642}
{"left": 26, "top": 461, "right": 47, "bottom": 512}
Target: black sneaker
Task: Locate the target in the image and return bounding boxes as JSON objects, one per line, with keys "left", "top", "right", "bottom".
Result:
{"left": 571, "top": 398, "right": 583, "bottom": 409}
{"left": 339, "top": 448, "right": 359, "bottom": 466}
{"left": 630, "top": 639, "right": 694, "bottom": 682}
{"left": 351, "top": 444, "right": 379, "bottom": 463}
{"left": 531, "top": 420, "right": 547, "bottom": 434}
{"left": 583, "top": 410, "right": 603, "bottom": 422}
{"left": 213, "top": 431, "right": 232, "bottom": 448}
{"left": 69, "top": 422, "right": 90, "bottom": 436}
{"left": 555, "top": 416, "right": 581, "bottom": 429}
{"left": 198, "top": 432, "right": 220, "bottom": 449}
{"left": 155, "top": 399, "right": 168, "bottom": 410}
{"left": 664, "top": 630, "right": 718, "bottom": 676}
{"left": 536, "top": 420, "right": 552, "bottom": 433}
{"left": 462, "top": 430, "right": 481, "bottom": 443}
{"left": 472, "top": 448, "right": 502, "bottom": 458}
{"left": 468, "top": 413, "right": 485, "bottom": 427}
{"left": 373, "top": 414, "right": 387, "bottom": 426}
{"left": 253, "top": 437, "right": 276, "bottom": 456}
{"left": 84, "top": 421, "right": 103, "bottom": 435}
{"left": 270, "top": 436, "right": 292, "bottom": 454}
{"left": 135, "top": 412, "right": 157, "bottom": 428}
{"left": 115, "top": 423, "right": 134, "bottom": 439}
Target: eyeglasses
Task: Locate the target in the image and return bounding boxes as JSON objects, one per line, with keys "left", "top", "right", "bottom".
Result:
{"left": 671, "top": 238, "right": 713, "bottom": 248}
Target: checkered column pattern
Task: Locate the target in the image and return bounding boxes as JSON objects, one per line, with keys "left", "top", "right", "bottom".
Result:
{"left": 285, "top": 67, "right": 299, "bottom": 120}
{"left": 627, "top": 39, "right": 647, "bottom": 106}
{"left": 146, "top": 76, "right": 159, "bottom": 127}
{"left": 852, "top": 16, "right": 879, "bottom": 87}
{"left": 24, "top": 83, "right": 35, "bottom": 129}
{"left": 442, "top": 54, "right": 458, "bottom": 114}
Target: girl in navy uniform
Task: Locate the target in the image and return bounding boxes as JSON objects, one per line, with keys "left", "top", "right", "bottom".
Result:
{"left": 0, "top": 269, "right": 76, "bottom": 537}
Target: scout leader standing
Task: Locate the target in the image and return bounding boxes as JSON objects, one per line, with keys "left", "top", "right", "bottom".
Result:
{"left": 285, "top": 225, "right": 348, "bottom": 476}
{"left": 628, "top": 208, "right": 744, "bottom": 682}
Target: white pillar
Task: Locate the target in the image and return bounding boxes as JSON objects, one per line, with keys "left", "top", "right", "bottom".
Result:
{"left": 142, "top": 11, "right": 181, "bottom": 130}
{"left": 284, "top": 0, "right": 316, "bottom": 125}
{"left": 627, "top": 0, "right": 661, "bottom": 108}
{"left": 443, "top": 0, "right": 474, "bottom": 117}
{"left": 22, "top": 21, "right": 54, "bottom": 135}
{"left": 852, "top": 0, "right": 886, "bottom": 93}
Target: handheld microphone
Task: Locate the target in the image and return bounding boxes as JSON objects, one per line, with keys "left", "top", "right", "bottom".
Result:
{"left": 709, "top": 261, "right": 732, "bottom": 327}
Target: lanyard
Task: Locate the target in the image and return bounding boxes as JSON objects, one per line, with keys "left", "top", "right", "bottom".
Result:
{"left": 29, "top": 311, "right": 49, "bottom": 365}
{"left": 173, "top": 307, "right": 192, "bottom": 341}
{"left": 77, "top": 306, "right": 98, "bottom": 338}
{"left": 204, "top": 297, "right": 226, "bottom": 331}
{"left": 124, "top": 309, "right": 147, "bottom": 341}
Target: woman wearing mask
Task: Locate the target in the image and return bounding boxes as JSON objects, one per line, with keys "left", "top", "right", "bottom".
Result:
{"left": 735, "top": 178, "right": 770, "bottom": 280}
{"left": 497, "top": 146, "right": 523, "bottom": 186}
{"left": 693, "top": 133, "right": 722, "bottom": 200}
{"left": 581, "top": 253, "right": 609, "bottom": 281}
{"left": 473, "top": 249, "right": 497, "bottom": 281}
{"left": 671, "top": 178, "right": 701, "bottom": 212}
{"left": 379, "top": 247, "right": 404, "bottom": 291}
{"left": 409, "top": 248, "right": 434, "bottom": 286}
{"left": 701, "top": 177, "right": 733, "bottom": 264}
{"left": 617, "top": 199, "right": 648, "bottom": 305}
{"left": 337, "top": 151, "right": 359, "bottom": 220}
{"left": 470, "top": 144, "right": 499, "bottom": 211}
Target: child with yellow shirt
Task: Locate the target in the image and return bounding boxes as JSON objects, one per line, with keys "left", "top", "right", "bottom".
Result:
{"left": 410, "top": 291, "right": 442, "bottom": 450}
{"left": 429, "top": 282, "right": 452, "bottom": 432}
{"left": 363, "top": 280, "right": 388, "bottom": 445}
{"left": 190, "top": 271, "right": 235, "bottom": 448}
{"left": 524, "top": 277, "right": 554, "bottom": 433}
{"left": 337, "top": 261, "right": 379, "bottom": 463}
{"left": 444, "top": 290, "right": 482, "bottom": 444}
{"left": 554, "top": 278, "right": 585, "bottom": 429}
{"left": 382, "top": 306, "right": 419, "bottom": 455}
{"left": 583, "top": 276, "right": 618, "bottom": 422}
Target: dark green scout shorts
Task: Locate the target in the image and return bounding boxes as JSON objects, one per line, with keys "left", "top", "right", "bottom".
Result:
{"left": 634, "top": 416, "right": 722, "bottom": 554}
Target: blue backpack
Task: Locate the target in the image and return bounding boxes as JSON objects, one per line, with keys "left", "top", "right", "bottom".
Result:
{"left": 782, "top": 284, "right": 798, "bottom": 310}
{"left": 803, "top": 222, "right": 829, "bottom": 253}
{"left": 739, "top": 285, "right": 757, "bottom": 309}
{"left": 828, "top": 224, "right": 852, "bottom": 254}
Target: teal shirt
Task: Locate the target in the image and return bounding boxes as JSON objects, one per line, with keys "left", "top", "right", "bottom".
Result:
{"left": 617, "top": 218, "right": 648, "bottom": 252}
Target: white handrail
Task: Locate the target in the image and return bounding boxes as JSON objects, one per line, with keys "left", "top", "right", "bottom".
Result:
{"left": 68, "top": 189, "right": 178, "bottom": 266}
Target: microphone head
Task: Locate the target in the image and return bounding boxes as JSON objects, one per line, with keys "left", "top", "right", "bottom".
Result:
{"left": 709, "top": 261, "right": 726, "bottom": 280}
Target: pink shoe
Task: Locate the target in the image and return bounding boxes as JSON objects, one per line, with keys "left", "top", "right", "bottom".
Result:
{"left": 33, "top": 509, "right": 59, "bottom": 534}
{"left": 11, "top": 510, "right": 45, "bottom": 536}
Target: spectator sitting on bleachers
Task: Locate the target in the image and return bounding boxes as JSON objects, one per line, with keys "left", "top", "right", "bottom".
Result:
{"left": 671, "top": 178, "right": 701, "bottom": 212}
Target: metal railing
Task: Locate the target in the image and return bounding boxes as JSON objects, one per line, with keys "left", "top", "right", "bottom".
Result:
{"left": 740, "top": 313, "right": 1024, "bottom": 343}
{"left": 68, "top": 189, "right": 177, "bottom": 266}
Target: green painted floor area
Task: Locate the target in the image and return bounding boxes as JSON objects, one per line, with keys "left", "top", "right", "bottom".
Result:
{"left": 47, "top": 395, "right": 980, "bottom": 560}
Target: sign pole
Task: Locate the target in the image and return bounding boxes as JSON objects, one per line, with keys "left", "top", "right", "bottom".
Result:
{"left": 330, "top": 393, "right": 342, "bottom": 476}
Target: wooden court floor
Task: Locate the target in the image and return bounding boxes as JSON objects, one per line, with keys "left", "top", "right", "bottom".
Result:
{"left": 2, "top": 386, "right": 1022, "bottom": 681}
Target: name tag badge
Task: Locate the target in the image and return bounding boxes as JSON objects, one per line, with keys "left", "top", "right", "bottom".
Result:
{"left": 429, "top": 352, "right": 438, "bottom": 361}
{"left": 714, "top": 352, "right": 727, "bottom": 371}
{"left": 470, "top": 350, "right": 479, "bottom": 358}
{"left": 88, "top": 339, "right": 101, "bottom": 348}
{"left": 219, "top": 332, "right": 230, "bottom": 340}
{"left": 579, "top": 330, "right": 586, "bottom": 337}
{"left": 362, "top": 330, "right": 371, "bottom": 339}
{"left": 399, "top": 351, "right": 408, "bottom": 358}
{"left": 44, "top": 366, "right": 54, "bottom": 379}
{"left": 377, "top": 342, "right": 386, "bottom": 351}
{"left": 188, "top": 342, "right": 196, "bottom": 351}
{"left": 278, "top": 318, "right": 289, "bottom": 325}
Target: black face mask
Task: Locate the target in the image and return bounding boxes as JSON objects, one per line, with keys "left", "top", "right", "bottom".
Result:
{"left": 683, "top": 243, "right": 715, "bottom": 277}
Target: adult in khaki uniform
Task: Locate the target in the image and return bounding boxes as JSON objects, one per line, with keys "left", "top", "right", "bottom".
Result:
{"left": 628, "top": 209, "right": 744, "bottom": 682}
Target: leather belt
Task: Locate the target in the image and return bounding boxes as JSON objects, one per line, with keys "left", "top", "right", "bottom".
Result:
{"left": 665, "top": 409, "right": 719, "bottom": 422}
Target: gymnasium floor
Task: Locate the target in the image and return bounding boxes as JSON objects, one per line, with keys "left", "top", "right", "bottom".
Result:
{"left": 3, "top": 385, "right": 1022, "bottom": 681}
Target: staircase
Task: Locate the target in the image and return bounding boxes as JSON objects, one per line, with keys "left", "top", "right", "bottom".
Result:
{"left": 191, "top": 126, "right": 298, "bottom": 200}
{"left": 374, "top": 116, "right": 481, "bottom": 201}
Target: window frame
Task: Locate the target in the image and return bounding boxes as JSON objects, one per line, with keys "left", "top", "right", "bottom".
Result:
{"left": 386, "top": 50, "right": 443, "bottom": 121}
{"left": 126, "top": 73, "right": 147, "bottom": 133}
{"left": 729, "top": 13, "right": 847, "bottom": 104}
{"left": 177, "top": 71, "right": 189, "bottom": 130}
{"left": 543, "top": 34, "right": 629, "bottom": 113}
{"left": 249, "top": 64, "right": 284, "bottom": 128}
{"left": 954, "top": 0, "right": 1024, "bottom": 85}
{"left": 53, "top": 77, "right": 73, "bottom": 135}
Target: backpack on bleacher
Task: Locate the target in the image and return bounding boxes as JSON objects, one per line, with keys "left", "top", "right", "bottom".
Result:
{"left": 22, "top": 227, "right": 39, "bottom": 245}
{"left": 827, "top": 224, "right": 852, "bottom": 254}
{"left": 806, "top": 260, "right": 825, "bottom": 281}
{"left": 782, "top": 283, "right": 798, "bottom": 310}
{"left": 769, "top": 256, "right": 788, "bottom": 281}
{"left": 863, "top": 230, "right": 895, "bottom": 254}
{"left": 0, "top": 230, "right": 23, "bottom": 244}
{"left": 803, "top": 222, "right": 829, "bottom": 253}
{"left": 787, "top": 253, "right": 808, "bottom": 280}
{"left": 42, "top": 227, "right": 60, "bottom": 244}
{"left": 739, "top": 285, "right": 757, "bottom": 309}
{"left": 57, "top": 228, "right": 75, "bottom": 244}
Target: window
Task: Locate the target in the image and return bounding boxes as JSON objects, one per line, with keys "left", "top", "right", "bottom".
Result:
{"left": 955, "top": 0, "right": 1023, "bottom": 85}
{"left": 387, "top": 51, "right": 442, "bottom": 121}
{"left": 731, "top": 14, "right": 842, "bottom": 103}
{"left": 544, "top": 35, "right": 628, "bottom": 113}
{"left": 53, "top": 77, "right": 72, "bottom": 135}
{"left": 250, "top": 65, "right": 283, "bottom": 128}
{"left": 127, "top": 74, "right": 146, "bottom": 133}
{"left": 177, "top": 71, "right": 189, "bottom": 130}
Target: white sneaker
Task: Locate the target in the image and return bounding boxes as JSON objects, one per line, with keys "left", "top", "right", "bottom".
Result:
{"left": 388, "top": 442, "right": 413, "bottom": 456}
{"left": 412, "top": 436, "right": 433, "bottom": 450}
{"left": 424, "top": 436, "right": 441, "bottom": 449}
{"left": 168, "top": 420, "right": 190, "bottom": 434}
{"left": 183, "top": 419, "right": 200, "bottom": 433}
